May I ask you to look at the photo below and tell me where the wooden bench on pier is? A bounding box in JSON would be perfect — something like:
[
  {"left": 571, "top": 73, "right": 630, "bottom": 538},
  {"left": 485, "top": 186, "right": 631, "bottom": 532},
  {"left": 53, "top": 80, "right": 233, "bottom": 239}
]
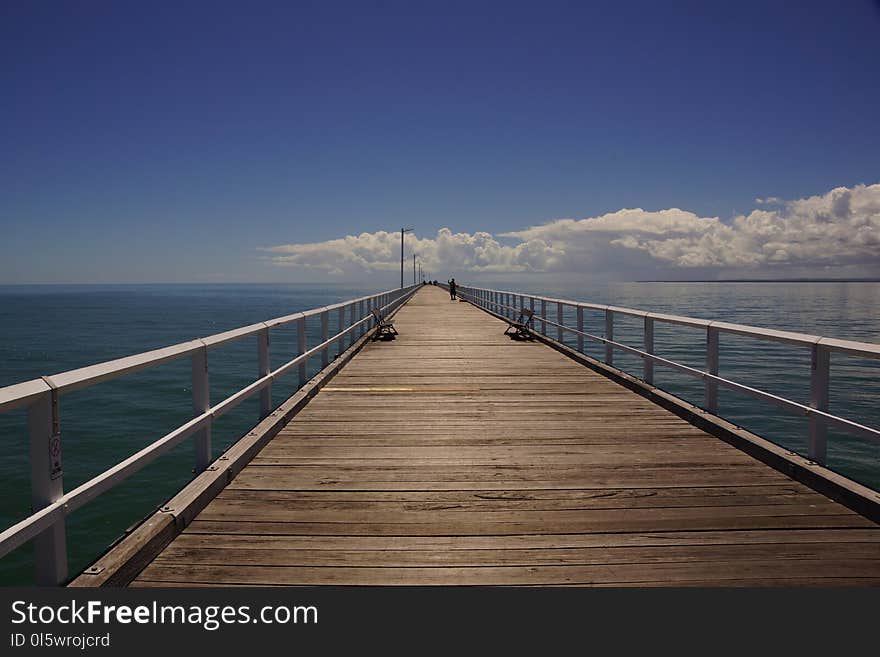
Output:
[
  {"left": 371, "top": 308, "right": 398, "bottom": 340},
  {"left": 504, "top": 307, "right": 535, "bottom": 339}
]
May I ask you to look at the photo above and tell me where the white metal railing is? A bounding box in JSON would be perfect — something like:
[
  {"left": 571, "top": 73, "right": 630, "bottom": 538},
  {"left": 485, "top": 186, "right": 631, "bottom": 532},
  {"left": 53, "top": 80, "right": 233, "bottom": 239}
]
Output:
[
  {"left": 0, "top": 284, "right": 420, "bottom": 585},
  {"left": 454, "top": 283, "right": 880, "bottom": 469}
]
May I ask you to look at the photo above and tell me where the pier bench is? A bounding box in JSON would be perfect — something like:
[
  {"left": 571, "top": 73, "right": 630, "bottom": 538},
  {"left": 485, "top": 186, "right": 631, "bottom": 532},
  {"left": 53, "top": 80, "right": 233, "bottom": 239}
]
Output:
[
  {"left": 504, "top": 307, "right": 535, "bottom": 339},
  {"left": 371, "top": 308, "right": 398, "bottom": 340}
]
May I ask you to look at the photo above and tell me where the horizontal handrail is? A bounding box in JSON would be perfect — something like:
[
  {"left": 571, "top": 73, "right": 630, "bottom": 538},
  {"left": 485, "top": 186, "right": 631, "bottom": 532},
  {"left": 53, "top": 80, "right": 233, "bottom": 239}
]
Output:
[
  {"left": 536, "top": 318, "right": 880, "bottom": 443},
  {"left": 1, "top": 290, "right": 409, "bottom": 406},
  {"left": 0, "top": 379, "right": 54, "bottom": 413},
  {"left": 0, "top": 283, "right": 421, "bottom": 584},
  {"left": 455, "top": 284, "right": 879, "bottom": 483},
  {"left": 460, "top": 286, "right": 880, "bottom": 357}
]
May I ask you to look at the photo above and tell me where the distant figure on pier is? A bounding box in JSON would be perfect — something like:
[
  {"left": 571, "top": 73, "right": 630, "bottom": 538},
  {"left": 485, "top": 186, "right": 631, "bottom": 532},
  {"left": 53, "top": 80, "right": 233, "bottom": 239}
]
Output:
[{"left": 448, "top": 278, "right": 457, "bottom": 300}]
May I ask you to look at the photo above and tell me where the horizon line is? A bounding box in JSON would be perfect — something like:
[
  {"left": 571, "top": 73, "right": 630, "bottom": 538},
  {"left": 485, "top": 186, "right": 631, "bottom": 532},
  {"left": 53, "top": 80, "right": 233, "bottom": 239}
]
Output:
[{"left": 2, "top": 277, "right": 879, "bottom": 286}]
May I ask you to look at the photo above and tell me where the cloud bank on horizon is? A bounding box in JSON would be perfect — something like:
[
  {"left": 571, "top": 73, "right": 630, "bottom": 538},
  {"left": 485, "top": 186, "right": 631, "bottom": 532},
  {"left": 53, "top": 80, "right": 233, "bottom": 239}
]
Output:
[{"left": 262, "top": 182, "right": 880, "bottom": 279}]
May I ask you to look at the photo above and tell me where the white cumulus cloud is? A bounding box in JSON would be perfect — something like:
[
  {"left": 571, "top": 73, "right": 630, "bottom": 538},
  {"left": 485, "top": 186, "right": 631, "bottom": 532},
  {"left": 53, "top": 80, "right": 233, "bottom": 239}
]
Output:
[
  {"left": 263, "top": 228, "right": 565, "bottom": 275},
  {"left": 261, "top": 182, "right": 880, "bottom": 278}
]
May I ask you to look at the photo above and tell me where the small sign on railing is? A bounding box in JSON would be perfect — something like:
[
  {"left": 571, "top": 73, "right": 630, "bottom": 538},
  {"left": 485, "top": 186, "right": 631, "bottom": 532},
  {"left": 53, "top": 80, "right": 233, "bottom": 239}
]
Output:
[{"left": 49, "top": 434, "right": 62, "bottom": 481}]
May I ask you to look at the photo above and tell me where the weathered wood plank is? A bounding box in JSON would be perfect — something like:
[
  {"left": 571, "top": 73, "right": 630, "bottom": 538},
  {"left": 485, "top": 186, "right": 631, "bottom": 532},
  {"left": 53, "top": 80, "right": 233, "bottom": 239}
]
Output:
[
  {"left": 224, "top": 467, "right": 785, "bottom": 490},
  {"left": 134, "top": 560, "right": 880, "bottom": 586},
  {"left": 151, "top": 542, "right": 880, "bottom": 567},
  {"left": 165, "top": 528, "right": 880, "bottom": 550},
  {"left": 195, "top": 501, "right": 848, "bottom": 523},
  {"left": 184, "top": 514, "right": 874, "bottom": 535},
  {"left": 253, "top": 445, "right": 742, "bottom": 460},
  {"left": 212, "top": 486, "right": 833, "bottom": 509}
]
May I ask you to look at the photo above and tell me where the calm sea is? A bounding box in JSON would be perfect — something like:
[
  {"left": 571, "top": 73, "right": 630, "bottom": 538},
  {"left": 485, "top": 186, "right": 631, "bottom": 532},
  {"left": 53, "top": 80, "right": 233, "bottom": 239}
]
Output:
[{"left": 1, "top": 282, "right": 878, "bottom": 585}]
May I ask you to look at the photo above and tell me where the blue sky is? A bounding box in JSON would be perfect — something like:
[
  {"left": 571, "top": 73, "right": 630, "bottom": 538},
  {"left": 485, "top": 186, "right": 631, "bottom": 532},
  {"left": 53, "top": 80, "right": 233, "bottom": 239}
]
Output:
[{"left": 2, "top": 1, "right": 879, "bottom": 283}]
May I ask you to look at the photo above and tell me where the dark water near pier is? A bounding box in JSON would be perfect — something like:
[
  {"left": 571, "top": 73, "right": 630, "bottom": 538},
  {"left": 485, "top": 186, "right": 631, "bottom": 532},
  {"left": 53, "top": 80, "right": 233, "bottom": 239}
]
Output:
[{"left": 0, "top": 281, "right": 877, "bottom": 584}]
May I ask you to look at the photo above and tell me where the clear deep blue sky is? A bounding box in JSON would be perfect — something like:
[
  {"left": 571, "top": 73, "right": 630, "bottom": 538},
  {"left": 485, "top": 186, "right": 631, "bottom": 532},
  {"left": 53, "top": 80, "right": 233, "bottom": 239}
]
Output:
[{"left": 2, "top": 1, "right": 879, "bottom": 283}]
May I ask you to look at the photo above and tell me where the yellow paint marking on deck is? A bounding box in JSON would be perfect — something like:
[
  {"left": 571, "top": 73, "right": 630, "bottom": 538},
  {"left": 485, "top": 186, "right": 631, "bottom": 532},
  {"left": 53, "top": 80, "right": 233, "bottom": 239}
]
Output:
[{"left": 324, "top": 387, "right": 481, "bottom": 392}]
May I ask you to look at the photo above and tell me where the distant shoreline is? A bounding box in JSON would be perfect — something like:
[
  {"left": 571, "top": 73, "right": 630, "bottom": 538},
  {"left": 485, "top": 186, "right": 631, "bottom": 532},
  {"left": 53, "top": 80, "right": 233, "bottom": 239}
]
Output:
[{"left": 633, "top": 279, "right": 880, "bottom": 283}]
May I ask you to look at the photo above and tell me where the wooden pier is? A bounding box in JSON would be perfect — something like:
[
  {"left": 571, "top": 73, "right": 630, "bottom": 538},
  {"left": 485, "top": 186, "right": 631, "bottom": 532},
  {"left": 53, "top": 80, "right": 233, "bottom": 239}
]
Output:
[{"left": 76, "top": 285, "right": 879, "bottom": 587}]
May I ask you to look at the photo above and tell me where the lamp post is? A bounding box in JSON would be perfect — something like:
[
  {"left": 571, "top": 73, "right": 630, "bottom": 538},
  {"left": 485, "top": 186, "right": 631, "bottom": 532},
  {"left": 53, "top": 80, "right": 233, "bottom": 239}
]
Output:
[{"left": 400, "top": 227, "right": 413, "bottom": 289}]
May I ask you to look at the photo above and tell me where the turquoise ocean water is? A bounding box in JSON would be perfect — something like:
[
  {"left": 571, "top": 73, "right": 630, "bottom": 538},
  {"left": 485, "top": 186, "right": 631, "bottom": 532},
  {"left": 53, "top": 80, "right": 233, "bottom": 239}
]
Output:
[{"left": 0, "top": 282, "right": 878, "bottom": 584}]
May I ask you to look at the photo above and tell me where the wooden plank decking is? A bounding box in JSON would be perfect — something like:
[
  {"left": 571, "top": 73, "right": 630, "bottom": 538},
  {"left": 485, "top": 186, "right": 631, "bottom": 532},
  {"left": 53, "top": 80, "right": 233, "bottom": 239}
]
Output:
[{"left": 131, "top": 286, "right": 880, "bottom": 586}]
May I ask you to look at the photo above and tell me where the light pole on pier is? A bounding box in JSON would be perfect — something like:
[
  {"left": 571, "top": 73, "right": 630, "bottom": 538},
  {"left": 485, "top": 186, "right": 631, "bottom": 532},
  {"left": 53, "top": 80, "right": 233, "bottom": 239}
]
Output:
[
  {"left": 413, "top": 254, "right": 416, "bottom": 285},
  {"left": 400, "top": 227, "right": 413, "bottom": 289}
]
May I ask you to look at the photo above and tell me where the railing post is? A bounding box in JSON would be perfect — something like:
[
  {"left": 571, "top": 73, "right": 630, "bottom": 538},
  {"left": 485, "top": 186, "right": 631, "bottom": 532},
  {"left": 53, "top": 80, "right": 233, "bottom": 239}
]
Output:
[
  {"left": 28, "top": 389, "right": 68, "bottom": 585},
  {"left": 604, "top": 308, "right": 614, "bottom": 365},
  {"left": 258, "top": 327, "right": 271, "bottom": 419},
  {"left": 337, "top": 306, "right": 345, "bottom": 357},
  {"left": 519, "top": 295, "right": 525, "bottom": 314},
  {"left": 529, "top": 296, "right": 534, "bottom": 317},
  {"left": 557, "top": 302, "right": 564, "bottom": 342},
  {"left": 809, "top": 344, "right": 830, "bottom": 464},
  {"left": 192, "top": 346, "right": 211, "bottom": 473},
  {"left": 297, "top": 316, "right": 307, "bottom": 387},
  {"left": 705, "top": 326, "right": 719, "bottom": 414},
  {"left": 320, "top": 309, "right": 329, "bottom": 369},
  {"left": 540, "top": 299, "right": 547, "bottom": 335},
  {"left": 576, "top": 306, "right": 584, "bottom": 353},
  {"left": 359, "top": 300, "right": 365, "bottom": 337},
  {"left": 643, "top": 316, "right": 654, "bottom": 384},
  {"left": 348, "top": 304, "right": 356, "bottom": 348}
]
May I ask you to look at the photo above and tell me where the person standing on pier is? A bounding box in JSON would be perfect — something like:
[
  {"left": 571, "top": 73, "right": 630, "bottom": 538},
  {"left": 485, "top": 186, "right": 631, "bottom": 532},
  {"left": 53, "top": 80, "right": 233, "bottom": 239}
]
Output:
[{"left": 448, "top": 278, "right": 457, "bottom": 300}]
